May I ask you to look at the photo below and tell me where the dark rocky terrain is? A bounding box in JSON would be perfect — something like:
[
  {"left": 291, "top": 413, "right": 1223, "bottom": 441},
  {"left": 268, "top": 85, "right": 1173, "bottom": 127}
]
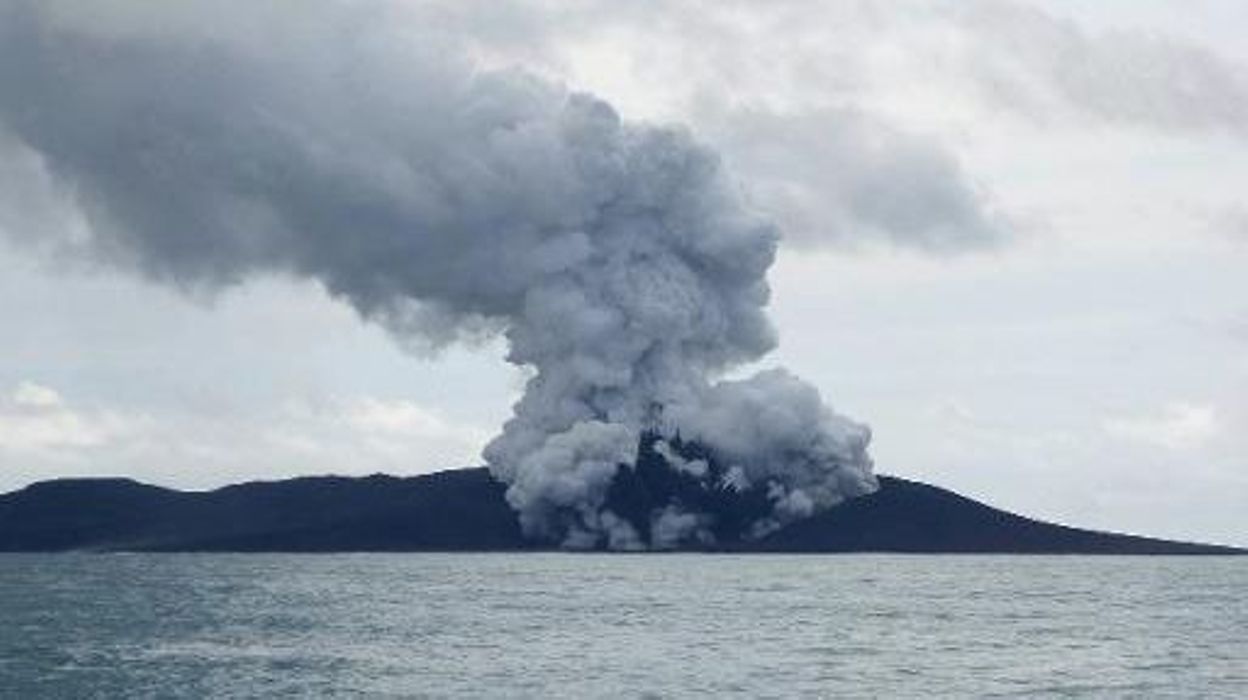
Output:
[{"left": 1, "top": 469, "right": 1240, "bottom": 553}]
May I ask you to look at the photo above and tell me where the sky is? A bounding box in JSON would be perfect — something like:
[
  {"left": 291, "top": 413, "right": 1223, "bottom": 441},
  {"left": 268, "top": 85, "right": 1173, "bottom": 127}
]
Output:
[{"left": 0, "top": 0, "right": 1245, "bottom": 546}]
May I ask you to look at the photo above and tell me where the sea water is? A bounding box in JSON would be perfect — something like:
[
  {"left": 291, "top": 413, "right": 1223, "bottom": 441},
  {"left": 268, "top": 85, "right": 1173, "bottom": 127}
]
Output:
[{"left": 0, "top": 554, "right": 1244, "bottom": 697}]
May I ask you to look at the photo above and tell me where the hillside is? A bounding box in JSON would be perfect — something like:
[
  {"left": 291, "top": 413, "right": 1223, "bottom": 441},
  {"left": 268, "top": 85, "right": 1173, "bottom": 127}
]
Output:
[{"left": 0, "top": 470, "right": 1239, "bottom": 554}]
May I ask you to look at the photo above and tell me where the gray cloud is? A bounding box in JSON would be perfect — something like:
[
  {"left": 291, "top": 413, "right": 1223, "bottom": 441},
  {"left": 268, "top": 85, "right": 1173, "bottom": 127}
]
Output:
[
  {"left": 604, "top": 2, "right": 1014, "bottom": 253},
  {"left": 1231, "top": 311, "right": 1248, "bottom": 342},
  {"left": 387, "top": 0, "right": 1016, "bottom": 254},
  {"left": 1213, "top": 206, "right": 1248, "bottom": 244},
  {"left": 0, "top": 0, "right": 875, "bottom": 548},
  {"left": 705, "top": 107, "right": 1007, "bottom": 253},
  {"left": 956, "top": 2, "right": 1248, "bottom": 133}
]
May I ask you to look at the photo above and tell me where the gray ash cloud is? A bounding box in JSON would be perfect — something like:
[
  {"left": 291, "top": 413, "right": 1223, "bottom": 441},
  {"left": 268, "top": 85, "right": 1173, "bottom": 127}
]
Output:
[{"left": 0, "top": 1, "right": 875, "bottom": 548}]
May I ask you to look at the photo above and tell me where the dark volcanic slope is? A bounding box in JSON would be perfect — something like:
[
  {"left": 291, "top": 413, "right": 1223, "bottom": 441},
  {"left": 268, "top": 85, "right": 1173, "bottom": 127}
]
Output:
[
  {"left": 0, "top": 470, "right": 1240, "bottom": 553},
  {"left": 0, "top": 469, "right": 525, "bottom": 552},
  {"left": 755, "top": 477, "right": 1241, "bottom": 554}
]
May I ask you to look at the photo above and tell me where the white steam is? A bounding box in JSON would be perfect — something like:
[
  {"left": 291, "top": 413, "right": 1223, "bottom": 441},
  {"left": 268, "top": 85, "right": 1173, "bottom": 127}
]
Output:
[{"left": 0, "top": 1, "right": 876, "bottom": 548}]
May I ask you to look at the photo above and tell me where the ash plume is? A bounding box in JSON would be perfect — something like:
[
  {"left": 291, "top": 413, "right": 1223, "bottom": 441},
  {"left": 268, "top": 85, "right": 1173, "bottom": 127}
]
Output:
[{"left": 0, "top": 1, "right": 876, "bottom": 548}]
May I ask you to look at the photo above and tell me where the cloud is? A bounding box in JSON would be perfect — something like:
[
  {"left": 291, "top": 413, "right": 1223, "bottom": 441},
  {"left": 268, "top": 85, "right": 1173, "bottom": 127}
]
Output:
[
  {"left": 276, "top": 396, "right": 491, "bottom": 467},
  {"left": 955, "top": 2, "right": 1248, "bottom": 133},
  {"left": 324, "top": 1, "right": 1009, "bottom": 256},
  {"left": 705, "top": 107, "right": 1008, "bottom": 253},
  {"left": 1103, "top": 402, "right": 1221, "bottom": 450},
  {"left": 0, "top": 1, "right": 877, "bottom": 546},
  {"left": 537, "top": 1, "right": 1016, "bottom": 253},
  {"left": 341, "top": 397, "right": 486, "bottom": 441},
  {"left": 1235, "top": 314, "right": 1248, "bottom": 342},
  {"left": 0, "top": 0, "right": 1024, "bottom": 260},
  {"left": 1212, "top": 206, "right": 1248, "bottom": 244},
  {"left": 11, "top": 381, "right": 62, "bottom": 410},
  {"left": 0, "top": 129, "right": 88, "bottom": 253},
  {"left": 0, "top": 382, "right": 144, "bottom": 452},
  {"left": 0, "top": 383, "right": 493, "bottom": 492},
  {"left": 492, "top": 1, "right": 1247, "bottom": 254}
]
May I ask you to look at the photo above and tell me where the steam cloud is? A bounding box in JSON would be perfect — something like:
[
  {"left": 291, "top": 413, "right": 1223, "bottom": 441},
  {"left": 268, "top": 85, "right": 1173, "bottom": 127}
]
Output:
[{"left": 0, "top": 2, "right": 875, "bottom": 548}]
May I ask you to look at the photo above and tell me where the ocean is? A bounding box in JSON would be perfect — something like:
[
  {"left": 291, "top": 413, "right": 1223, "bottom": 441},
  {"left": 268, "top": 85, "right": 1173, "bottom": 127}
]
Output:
[{"left": 1, "top": 554, "right": 1244, "bottom": 697}]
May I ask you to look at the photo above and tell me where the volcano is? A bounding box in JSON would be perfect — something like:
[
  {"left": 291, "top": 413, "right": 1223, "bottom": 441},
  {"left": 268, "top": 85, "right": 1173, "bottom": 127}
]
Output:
[{"left": 0, "top": 467, "right": 1239, "bottom": 554}]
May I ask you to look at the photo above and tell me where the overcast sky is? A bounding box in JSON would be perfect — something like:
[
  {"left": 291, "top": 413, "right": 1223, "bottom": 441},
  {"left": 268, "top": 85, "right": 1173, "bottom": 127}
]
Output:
[{"left": 1, "top": 0, "right": 1245, "bottom": 546}]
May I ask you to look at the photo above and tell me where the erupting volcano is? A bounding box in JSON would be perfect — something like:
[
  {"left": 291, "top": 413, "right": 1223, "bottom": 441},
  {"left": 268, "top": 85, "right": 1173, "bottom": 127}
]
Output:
[{"left": 0, "top": 2, "right": 874, "bottom": 549}]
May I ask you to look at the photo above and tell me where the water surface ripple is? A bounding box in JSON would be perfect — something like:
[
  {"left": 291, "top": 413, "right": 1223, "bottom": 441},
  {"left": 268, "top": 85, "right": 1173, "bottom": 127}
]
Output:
[{"left": 1, "top": 554, "right": 1244, "bottom": 697}]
